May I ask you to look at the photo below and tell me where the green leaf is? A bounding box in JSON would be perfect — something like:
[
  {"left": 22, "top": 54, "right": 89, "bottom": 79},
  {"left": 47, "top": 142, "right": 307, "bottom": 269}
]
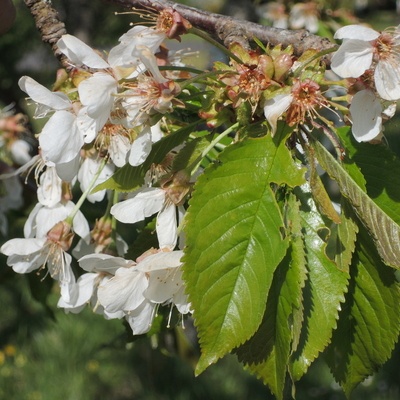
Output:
[
  {"left": 235, "top": 193, "right": 307, "bottom": 399},
  {"left": 326, "top": 226, "right": 400, "bottom": 396},
  {"left": 339, "top": 131, "right": 400, "bottom": 226},
  {"left": 183, "top": 134, "right": 306, "bottom": 374},
  {"left": 313, "top": 139, "right": 400, "bottom": 269},
  {"left": 290, "top": 185, "right": 349, "bottom": 381},
  {"left": 334, "top": 199, "right": 358, "bottom": 273},
  {"left": 93, "top": 121, "right": 199, "bottom": 193}
]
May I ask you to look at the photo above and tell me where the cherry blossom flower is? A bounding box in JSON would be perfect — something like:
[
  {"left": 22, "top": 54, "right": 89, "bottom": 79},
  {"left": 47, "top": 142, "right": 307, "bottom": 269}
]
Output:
[
  {"left": 331, "top": 25, "right": 400, "bottom": 100},
  {"left": 18, "top": 76, "right": 88, "bottom": 171},
  {"left": 58, "top": 253, "right": 127, "bottom": 318},
  {"left": 96, "top": 249, "right": 190, "bottom": 334},
  {"left": 263, "top": 79, "right": 329, "bottom": 135},
  {"left": 111, "top": 187, "right": 179, "bottom": 250},
  {"left": 289, "top": 2, "right": 320, "bottom": 33},
  {"left": 1, "top": 221, "right": 79, "bottom": 303}
]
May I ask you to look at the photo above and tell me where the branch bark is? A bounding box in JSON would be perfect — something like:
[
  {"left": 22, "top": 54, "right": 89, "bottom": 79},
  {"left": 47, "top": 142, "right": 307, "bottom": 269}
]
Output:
[
  {"left": 105, "top": 0, "right": 336, "bottom": 59},
  {"left": 23, "top": 0, "right": 70, "bottom": 70}
]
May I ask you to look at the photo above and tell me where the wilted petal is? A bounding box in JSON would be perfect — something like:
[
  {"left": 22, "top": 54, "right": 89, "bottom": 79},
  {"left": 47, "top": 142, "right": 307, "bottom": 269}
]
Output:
[{"left": 264, "top": 93, "right": 293, "bottom": 135}]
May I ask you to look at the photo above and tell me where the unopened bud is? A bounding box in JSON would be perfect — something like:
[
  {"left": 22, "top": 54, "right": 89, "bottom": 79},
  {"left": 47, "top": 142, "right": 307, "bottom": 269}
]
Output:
[{"left": 273, "top": 54, "right": 293, "bottom": 82}]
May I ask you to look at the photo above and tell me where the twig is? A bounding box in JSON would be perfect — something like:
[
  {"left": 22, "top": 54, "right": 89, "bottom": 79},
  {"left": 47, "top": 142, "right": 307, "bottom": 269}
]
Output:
[
  {"left": 23, "top": 0, "right": 70, "bottom": 70},
  {"left": 105, "top": 0, "right": 336, "bottom": 60}
]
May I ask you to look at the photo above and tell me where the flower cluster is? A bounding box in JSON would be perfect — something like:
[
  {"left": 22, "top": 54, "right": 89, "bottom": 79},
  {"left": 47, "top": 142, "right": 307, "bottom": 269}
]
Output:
[
  {"left": 0, "top": 8, "right": 193, "bottom": 335},
  {"left": 331, "top": 25, "right": 400, "bottom": 142},
  {"left": 2, "top": 6, "right": 399, "bottom": 338}
]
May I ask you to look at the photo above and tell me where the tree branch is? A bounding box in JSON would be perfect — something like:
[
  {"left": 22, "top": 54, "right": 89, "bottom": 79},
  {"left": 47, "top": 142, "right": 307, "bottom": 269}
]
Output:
[
  {"left": 105, "top": 0, "right": 336, "bottom": 59},
  {"left": 23, "top": 0, "right": 70, "bottom": 70}
]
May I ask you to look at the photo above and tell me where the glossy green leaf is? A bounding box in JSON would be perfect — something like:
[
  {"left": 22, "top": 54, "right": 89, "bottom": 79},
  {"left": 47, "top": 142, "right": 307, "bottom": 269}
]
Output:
[
  {"left": 183, "top": 134, "right": 306, "bottom": 374},
  {"left": 290, "top": 186, "right": 349, "bottom": 380},
  {"left": 313, "top": 140, "right": 400, "bottom": 268},
  {"left": 339, "top": 131, "right": 400, "bottom": 226},
  {"left": 93, "top": 121, "right": 199, "bottom": 193},
  {"left": 236, "top": 194, "right": 307, "bottom": 399},
  {"left": 326, "top": 227, "right": 400, "bottom": 396}
]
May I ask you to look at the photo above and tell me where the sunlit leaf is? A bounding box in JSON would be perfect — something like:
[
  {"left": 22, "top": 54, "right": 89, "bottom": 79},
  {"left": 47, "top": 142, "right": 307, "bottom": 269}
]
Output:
[
  {"left": 313, "top": 139, "right": 400, "bottom": 268},
  {"left": 236, "top": 194, "right": 307, "bottom": 399},
  {"left": 183, "top": 133, "right": 306, "bottom": 374}
]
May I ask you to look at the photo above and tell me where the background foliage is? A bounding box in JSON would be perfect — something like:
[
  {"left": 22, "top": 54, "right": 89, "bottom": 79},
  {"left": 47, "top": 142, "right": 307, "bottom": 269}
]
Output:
[{"left": 1, "top": 0, "right": 400, "bottom": 399}]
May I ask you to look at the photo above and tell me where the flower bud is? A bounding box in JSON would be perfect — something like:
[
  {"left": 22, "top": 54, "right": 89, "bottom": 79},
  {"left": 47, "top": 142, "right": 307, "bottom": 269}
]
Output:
[{"left": 273, "top": 53, "right": 293, "bottom": 82}]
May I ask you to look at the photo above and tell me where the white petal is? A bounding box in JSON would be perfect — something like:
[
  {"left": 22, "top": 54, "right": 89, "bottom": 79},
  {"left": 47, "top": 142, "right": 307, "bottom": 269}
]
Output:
[
  {"left": 374, "top": 61, "right": 400, "bottom": 101},
  {"left": 58, "top": 273, "right": 97, "bottom": 310},
  {"left": 55, "top": 155, "right": 81, "bottom": 182},
  {"left": 40, "top": 111, "right": 83, "bottom": 164},
  {"left": 111, "top": 187, "right": 165, "bottom": 223},
  {"left": 18, "top": 76, "right": 71, "bottom": 112},
  {"left": 331, "top": 40, "right": 374, "bottom": 78},
  {"left": 145, "top": 268, "right": 184, "bottom": 303},
  {"left": 10, "top": 140, "right": 32, "bottom": 165},
  {"left": 97, "top": 267, "right": 148, "bottom": 313},
  {"left": 7, "top": 252, "right": 46, "bottom": 274},
  {"left": 136, "top": 250, "right": 183, "bottom": 273},
  {"left": 108, "top": 134, "right": 130, "bottom": 167},
  {"left": 57, "top": 34, "right": 110, "bottom": 69},
  {"left": 78, "top": 157, "right": 114, "bottom": 203},
  {"left": 125, "top": 300, "right": 156, "bottom": 335},
  {"left": 350, "top": 90, "right": 382, "bottom": 142},
  {"left": 78, "top": 73, "right": 116, "bottom": 129},
  {"left": 78, "top": 253, "right": 129, "bottom": 273},
  {"left": 264, "top": 93, "right": 293, "bottom": 135},
  {"left": 1, "top": 237, "right": 47, "bottom": 256},
  {"left": 37, "top": 167, "right": 62, "bottom": 207},
  {"left": 156, "top": 204, "right": 177, "bottom": 250},
  {"left": 334, "top": 25, "right": 379, "bottom": 41},
  {"left": 128, "top": 130, "right": 152, "bottom": 166},
  {"left": 24, "top": 202, "right": 42, "bottom": 238}
]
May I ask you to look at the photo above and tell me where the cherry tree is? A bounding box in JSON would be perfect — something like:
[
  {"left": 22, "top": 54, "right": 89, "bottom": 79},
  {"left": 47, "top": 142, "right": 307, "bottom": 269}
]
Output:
[{"left": 1, "top": 0, "right": 400, "bottom": 398}]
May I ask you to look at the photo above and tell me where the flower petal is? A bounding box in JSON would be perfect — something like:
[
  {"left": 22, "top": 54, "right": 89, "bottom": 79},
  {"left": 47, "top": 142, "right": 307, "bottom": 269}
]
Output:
[
  {"left": 18, "top": 76, "right": 71, "bottom": 114},
  {"left": 263, "top": 93, "right": 292, "bottom": 135},
  {"left": 40, "top": 111, "right": 84, "bottom": 164},
  {"left": 334, "top": 25, "right": 379, "bottom": 41},
  {"left": 374, "top": 61, "right": 400, "bottom": 101},
  {"left": 111, "top": 187, "right": 165, "bottom": 223},
  {"left": 331, "top": 40, "right": 374, "bottom": 78},
  {"left": 57, "top": 34, "right": 110, "bottom": 69},
  {"left": 350, "top": 90, "right": 382, "bottom": 142}
]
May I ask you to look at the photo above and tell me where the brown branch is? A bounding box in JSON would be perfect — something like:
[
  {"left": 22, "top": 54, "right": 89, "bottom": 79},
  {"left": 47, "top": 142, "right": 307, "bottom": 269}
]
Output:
[
  {"left": 23, "top": 0, "right": 70, "bottom": 70},
  {"left": 105, "top": 0, "right": 336, "bottom": 60}
]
